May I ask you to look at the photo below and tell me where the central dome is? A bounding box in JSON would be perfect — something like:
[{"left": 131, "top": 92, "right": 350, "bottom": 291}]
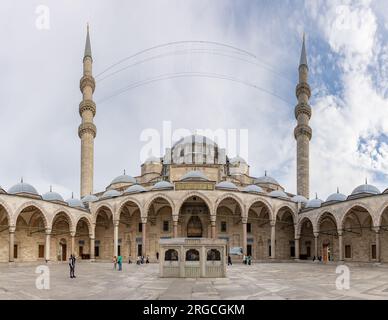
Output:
[{"left": 171, "top": 134, "right": 223, "bottom": 165}]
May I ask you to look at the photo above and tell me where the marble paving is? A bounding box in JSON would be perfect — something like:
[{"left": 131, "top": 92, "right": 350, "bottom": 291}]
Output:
[{"left": 0, "top": 262, "right": 388, "bottom": 300}]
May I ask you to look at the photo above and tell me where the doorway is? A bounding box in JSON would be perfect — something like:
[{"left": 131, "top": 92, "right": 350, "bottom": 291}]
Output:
[
  {"left": 137, "top": 244, "right": 142, "bottom": 257},
  {"left": 322, "top": 243, "right": 329, "bottom": 262}
]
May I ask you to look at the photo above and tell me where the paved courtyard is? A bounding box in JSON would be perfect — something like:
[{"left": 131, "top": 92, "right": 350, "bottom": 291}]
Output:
[{"left": 1, "top": 262, "right": 388, "bottom": 300}]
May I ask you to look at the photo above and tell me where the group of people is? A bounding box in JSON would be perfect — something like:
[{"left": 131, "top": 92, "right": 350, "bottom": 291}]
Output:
[
  {"left": 113, "top": 255, "right": 123, "bottom": 270},
  {"left": 136, "top": 256, "right": 149, "bottom": 265},
  {"left": 243, "top": 255, "right": 253, "bottom": 265}
]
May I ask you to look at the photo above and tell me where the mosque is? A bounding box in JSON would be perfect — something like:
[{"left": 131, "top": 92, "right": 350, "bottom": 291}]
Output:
[{"left": 1, "top": 29, "right": 388, "bottom": 264}]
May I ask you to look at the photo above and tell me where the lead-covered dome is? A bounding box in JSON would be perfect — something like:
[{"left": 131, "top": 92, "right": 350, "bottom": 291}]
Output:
[
  {"left": 101, "top": 189, "right": 121, "bottom": 199},
  {"left": 269, "top": 190, "right": 289, "bottom": 198},
  {"left": 215, "top": 181, "right": 238, "bottom": 190},
  {"left": 8, "top": 180, "right": 39, "bottom": 195},
  {"left": 326, "top": 189, "right": 347, "bottom": 203},
  {"left": 82, "top": 194, "right": 99, "bottom": 203},
  {"left": 125, "top": 184, "right": 147, "bottom": 194},
  {"left": 66, "top": 195, "right": 85, "bottom": 209},
  {"left": 243, "top": 185, "right": 264, "bottom": 193},
  {"left": 254, "top": 172, "right": 279, "bottom": 185},
  {"left": 306, "top": 197, "right": 323, "bottom": 208},
  {"left": 152, "top": 181, "right": 174, "bottom": 190},
  {"left": 42, "top": 189, "right": 64, "bottom": 202},
  {"left": 110, "top": 173, "right": 136, "bottom": 185},
  {"left": 181, "top": 170, "right": 209, "bottom": 181},
  {"left": 351, "top": 183, "right": 380, "bottom": 196},
  {"left": 291, "top": 195, "right": 308, "bottom": 204}
]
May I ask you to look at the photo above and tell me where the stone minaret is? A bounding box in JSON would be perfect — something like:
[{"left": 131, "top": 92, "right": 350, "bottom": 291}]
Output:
[
  {"left": 79, "top": 25, "right": 96, "bottom": 198},
  {"left": 294, "top": 34, "right": 312, "bottom": 199}
]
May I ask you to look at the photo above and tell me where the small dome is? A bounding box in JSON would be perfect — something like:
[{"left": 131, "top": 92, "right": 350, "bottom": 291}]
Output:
[
  {"left": 229, "top": 156, "right": 246, "bottom": 164},
  {"left": 152, "top": 181, "right": 174, "bottom": 190},
  {"left": 243, "top": 185, "right": 264, "bottom": 193},
  {"left": 326, "top": 190, "right": 347, "bottom": 203},
  {"left": 351, "top": 183, "right": 380, "bottom": 196},
  {"left": 254, "top": 172, "right": 279, "bottom": 185},
  {"left": 215, "top": 181, "right": 238, "bottom": 190},
  {"left": 125, "top": 184, "right": 147, "bottom": 194},
  {"left": 144, "top": 156, "right": 161, "bottom": 164},
  {"left": 181, "top": 171, "right": 209, "bottom": 181},
  {"left": 101, "top": 189, "right": 121, "bottom": 199},
  {"left": 82, "top": 194, "right": 99, "bottom": 203},
  {"left": 291, "top": 195, "right": 308, "bottom": 204},
  {"left": 8, "top": 181, "right": 39, "bottom": 195},
  {"left": 110, "top": 174, "right": 136, "bottom": 185},
  {"left": 269, "top": 190, "right": 289, "bottom": 198},
  {"left": 66, "top": 197, "right": 85, "bottom": 209},
  {"left": 42, "top": 190, "right": 64, "bottom": 202},
  {"left": 306, "top": 198, "right": 323, "bottom": 208}
]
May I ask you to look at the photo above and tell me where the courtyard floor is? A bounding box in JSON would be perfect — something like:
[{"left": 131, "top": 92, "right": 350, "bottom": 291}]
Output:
[{"left": 1, "top": 261, "right": 388, "bottom": 300}]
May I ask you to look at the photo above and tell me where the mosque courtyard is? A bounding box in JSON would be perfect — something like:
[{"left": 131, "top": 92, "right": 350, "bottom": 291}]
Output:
[{"left": 0, "top": 262, "right": 388, "bottom": 300}]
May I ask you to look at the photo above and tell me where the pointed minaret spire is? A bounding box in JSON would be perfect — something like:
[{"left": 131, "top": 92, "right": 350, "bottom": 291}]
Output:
[
  {"left": 21, "top": 177, "right": 23, "bottom": 183},
  {"left": 84, "top": 23, "right": 92, "bottom": 60},
  {"left": 299, "top": 33, "right": 308, "bottom": 68},
  {"left": 50, "top": 185, "right": 52, "bottom": 192},
  {"left": 315, "top": 192, "right": 318, "bottom": 199},
  {"left": 337, "top": 187, "right": 339, "bottom": 194},
  {"left": 365, "top": 177, "right": 368, "bottom": 185},
  {"left": 264, "top": 170, "right": 267, "bottom": 177},
  {"left": 79, "top": 24, "right": 97, "bottom": 198},
  {"left": 294, "top": 32, "right": 312, "bottom": 199},
  {"left": 124, "top": 169, "right": 126, "bottom": 175}
]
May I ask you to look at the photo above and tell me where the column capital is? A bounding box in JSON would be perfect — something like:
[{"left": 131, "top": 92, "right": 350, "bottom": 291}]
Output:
[
  {"left": 313, "top": 232, "right": 319, "bottom": 238},
  {"left": 113, "top": 220, "right": 120, "bottom": 227},
  {"left": 45, "top": 228, "right": 52, "bottom": 235},
  {"left": 374, "top": 226, "right": 381, "bottom": 233},
  {"left": 70, "top": 231, "right": 76, "bottom": 237},
  {"left": 295, "top": 236, "right": 300, "bottom": 241},
  {"left": 89, "top": 235, "right": 95, "bottom": 240},
  {"left": 8, "top": 226, "right": 16, "bottom": 233},
  {"left": 337, "top": 229, "right": 343, "bottom": 236},
  {"left": 270, "top": 220, "right": 276, "bottom": 227},
  {"left": 172, "top": 215, "right": 179, "bottom": 223},
  {"left": 210, "top": 215, "right": 216, "bottom": 223},
  {"left": 141, "top": 217, "right": 147, "bottom": 224},
  {"left": 241, "top": 217, "right": 248, "bottom": 224}
]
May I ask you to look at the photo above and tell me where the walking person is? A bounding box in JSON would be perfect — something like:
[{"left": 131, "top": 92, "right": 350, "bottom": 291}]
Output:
[
  {"left": 146, "top": 256, "right": 149, "bottom": 264},
  {"left": 118, "top": 255, "right": 122, "bottom": 271},
  {"left": 228, "top": 255, "right": 232, "bottom": 266},
  {"left": 69, "top": 254, "right": 76, "bottom": 278},
  {"left": 113, "top": 256, "right": 117, "bottom": 270}
]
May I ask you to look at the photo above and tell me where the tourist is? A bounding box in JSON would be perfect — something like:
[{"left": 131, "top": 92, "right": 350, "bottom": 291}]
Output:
[
  {"left": 69, "top": 254, "right": 76, "bottom": 278},
  {"left": 128, "top": 257, "right": 132, "bottom": 264},
  {"left": 113, "top": 256, "right": 117, "bottom": 270},
  {"left": 136, "top": 256, "right": 141, "bottom": 265},
  {"left": 141, "top": 256, "right": 144, "bottom": 264},
  {"left": 118, "top": 255, "right": 122, "bottom": 271},
  {"left": 146, "top": 256, "right": 149, "bottom": 264},
  {"left": 156, "top": 252, "right": 159, "bottom": 260},
  {"left": 228, "top": 255, "right": 232, "bottom": 266}
]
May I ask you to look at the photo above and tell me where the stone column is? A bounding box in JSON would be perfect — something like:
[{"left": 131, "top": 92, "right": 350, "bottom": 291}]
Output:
[
  {"left": 113, "top": 220, "right": 119, "bottom": 257},
  {"left": 338, "top": 230, "right": 344, "bottom": 262},
  {"left": 210, "top": 216, "right": 216, "bottom": 239},
  {"left": 90, "top": 236, "right": 95, "bottom": 261},
  {"left": 270, "top": 220, "right": 276, "bottom": 259},
  {"left": 45, "top": 229, "right": 51, "bottom": 262},
  {"left": 141, "top": 218, "right": 147, "bottom": 257},
  {"left": 242, "top": 219, "right": 247, "bottom": 256},
  {"left": 172, "top": 215, "right": 178, "bottom": 238},
  {"left": 314, "top": 232, "right": 319, "bottom": 259},
  {"left": 295, "top": 237, "right": 300, "bottom": 260},
  {"left": 70, "top": 231, "right": 76, "bottom": 256},
  {"left": 9, "top": 226, "right": 15, "bottom": 262},
  {"left": 375, "top": 227, "right": 381, "bottom": 262}
]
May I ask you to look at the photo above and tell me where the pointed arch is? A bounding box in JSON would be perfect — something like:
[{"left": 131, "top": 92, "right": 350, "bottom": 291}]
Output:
[
  {"left": 144, "top": 193, "right": 175, "bottom": 217},
  {"left": 14, "top": 201, "right": 49, "bottom": 229},
  {"left": 176, "top": 191, "right": 214, "bottom": 215},
  {"left": 215, "top": 193, "right": 244, "bottom": 217}
]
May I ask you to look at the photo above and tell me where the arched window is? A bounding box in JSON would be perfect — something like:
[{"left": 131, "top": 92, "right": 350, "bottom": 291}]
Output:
[
  {"left": 165, "top": 249, "right": 179, "bottom": 261},
  {"left": 207, "top": 249, "right": 221, "bottom": 261},
  {"left": 185, "top": 249, "right": 200, "bottom": 261}
]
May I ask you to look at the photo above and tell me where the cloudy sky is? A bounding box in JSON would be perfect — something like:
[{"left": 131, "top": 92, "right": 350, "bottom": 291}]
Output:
[{"left": 1, "top": 0, "right": 388, "bottom": 200}]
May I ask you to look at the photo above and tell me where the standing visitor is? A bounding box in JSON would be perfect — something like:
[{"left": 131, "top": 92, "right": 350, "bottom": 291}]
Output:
[
  {"left": 146, "top": 256, "right": 149, "bottom": 264},
  {"left": 113, "top": 256, "right": 117, "bottom": 270},
  {"left": 228, "top": 255, "right": 232, "bottom": 266},
  {"left": 69, "top": 254, "right": 76, "bottom": 278},
  {"left": 118, "top": 255, "right": 122, "bottom": 271},
  {"left": 156, "top": 252, "right": 159, "bottom": 260}
]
